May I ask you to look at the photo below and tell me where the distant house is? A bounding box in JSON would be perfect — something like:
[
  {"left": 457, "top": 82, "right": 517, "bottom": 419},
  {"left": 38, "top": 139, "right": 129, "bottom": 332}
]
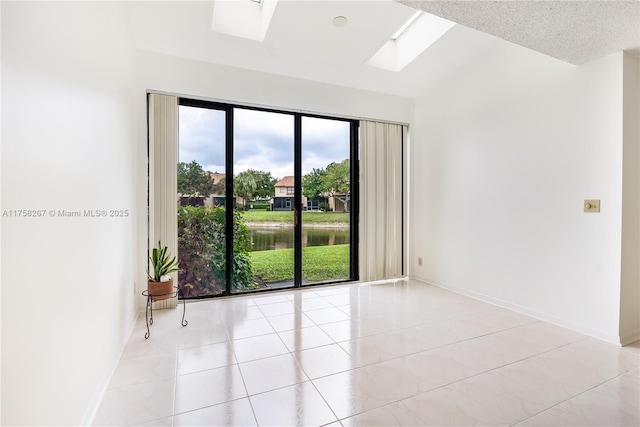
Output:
[
  {"left": 200, "top": 172, "right": 239, "bottom": 208},
  {"left": 208, "top": 172, "right": 225, "bottom": 186},
  {"left": 272, "top": 176, "right": 331, "bottom": 211},
  {"left": 306, "top": 196, "right": 328, "bottom": 211},
  {"left": 272, "top": 176, "right": 296, "bottom": 211},
  {"left": 177, "top": 172, "right": 223, "bottom": 207},
  {"left": 206, "top": 172, "right": 226, "bottom": 206},
  {"left": 328, "top": 194, "right": 349, "bottom": 212}
]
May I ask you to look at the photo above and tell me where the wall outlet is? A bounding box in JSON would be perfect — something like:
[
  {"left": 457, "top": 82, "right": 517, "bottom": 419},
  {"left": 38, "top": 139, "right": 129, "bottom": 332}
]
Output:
[{"left": 418, "top": 257, "right": 423, "bottom": 267}]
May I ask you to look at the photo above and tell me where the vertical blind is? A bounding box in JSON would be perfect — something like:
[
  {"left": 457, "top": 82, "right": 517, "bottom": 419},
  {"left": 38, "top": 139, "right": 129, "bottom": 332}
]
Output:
[
  {"left": 148, "top": 93, "right": 179, "bottom": 308},
  {"left": 359, "top": 120, "right": 405, "bottom": 282}
]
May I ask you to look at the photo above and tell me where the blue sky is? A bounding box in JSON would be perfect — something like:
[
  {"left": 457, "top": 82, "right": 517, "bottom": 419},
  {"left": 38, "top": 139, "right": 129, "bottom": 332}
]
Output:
[{"left": 178, "top": 106, "right": 350, "bottom": 180}]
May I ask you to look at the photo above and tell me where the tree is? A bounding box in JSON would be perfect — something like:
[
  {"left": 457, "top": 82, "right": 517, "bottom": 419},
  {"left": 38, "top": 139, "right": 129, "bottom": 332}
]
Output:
[
  {"left": 302, "top": 167, "right": 326, "bottom": 200},
  {"left": 249, "top": 169, "right": 278, "bottom": 200},
  {"left": 177, "top": 161, "right": 213, "bottom": 196},
  {"left": 234, "top": 171, "right": 257, "bottom": 210},
  {"left": 324, "top": 159, "right": 350, "bottom": 212}
]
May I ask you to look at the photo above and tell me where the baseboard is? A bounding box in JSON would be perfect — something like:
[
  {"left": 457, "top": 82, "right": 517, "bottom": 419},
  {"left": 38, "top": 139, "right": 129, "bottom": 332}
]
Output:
[
  {"left": 411, "top": 275, "right": 622, "bottom": 346},
  {"left": 358, "top": 276, "right": 409, "bottom": 287},
  {"left": 80, "top": 310, "right": 141, "bottom": 426}
]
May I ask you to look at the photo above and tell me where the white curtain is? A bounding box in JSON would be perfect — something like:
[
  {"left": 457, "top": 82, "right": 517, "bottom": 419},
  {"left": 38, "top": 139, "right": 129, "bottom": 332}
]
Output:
[
  {"left": 148, "top": 93, "right": 179, "bottom": 308},
  {"left": 359, "top": 121, "right": 405, "bottom": 282}
]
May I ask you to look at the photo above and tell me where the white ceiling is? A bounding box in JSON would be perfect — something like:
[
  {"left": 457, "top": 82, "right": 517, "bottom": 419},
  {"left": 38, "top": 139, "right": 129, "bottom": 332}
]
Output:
[{"left": 125, "top": 1, "right": 640, "bottom": 98}]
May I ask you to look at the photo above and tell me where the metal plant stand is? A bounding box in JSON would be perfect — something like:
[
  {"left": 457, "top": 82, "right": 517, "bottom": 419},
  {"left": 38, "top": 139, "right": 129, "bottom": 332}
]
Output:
[{"left": 142, "top": 286, "right": 188, "bottom": 339}]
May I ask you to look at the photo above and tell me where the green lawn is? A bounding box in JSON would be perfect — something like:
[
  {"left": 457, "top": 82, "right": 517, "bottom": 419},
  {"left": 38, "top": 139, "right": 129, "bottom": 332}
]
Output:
[
  {"left": 241, "top": 210, "right": 350, "bottom": 224},
  {"left": 250, "top": 244, "right": 350, "bottom": 282}
]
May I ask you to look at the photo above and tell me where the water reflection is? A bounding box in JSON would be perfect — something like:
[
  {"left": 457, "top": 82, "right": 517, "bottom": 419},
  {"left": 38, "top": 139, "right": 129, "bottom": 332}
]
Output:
[{"left": 248, "top": 227, "right": 349, "bottom": 251}]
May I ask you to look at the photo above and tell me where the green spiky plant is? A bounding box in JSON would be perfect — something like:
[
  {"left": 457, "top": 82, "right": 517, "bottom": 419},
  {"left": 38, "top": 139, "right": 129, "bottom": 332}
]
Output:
[{"left": 148, "top": 240, "right": 180, "bottom": 282}]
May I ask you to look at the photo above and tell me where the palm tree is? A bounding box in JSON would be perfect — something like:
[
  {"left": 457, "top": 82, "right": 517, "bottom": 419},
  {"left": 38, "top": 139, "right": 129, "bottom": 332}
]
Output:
[{"left": 234, "top": 171, "right": 257, "bottom": 210}]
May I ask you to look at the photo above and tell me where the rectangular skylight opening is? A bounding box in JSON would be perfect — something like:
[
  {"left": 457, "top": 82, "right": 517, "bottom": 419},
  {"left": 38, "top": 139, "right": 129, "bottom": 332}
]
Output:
[
  {"left": 391, "top": 10, "right": 422, "bottom": 41},
  {"left": 367, "top": 11, "right": 455, "bottom": 72},
  {"left": 211, "top": 0, "right": 277, "bottom": 42}
]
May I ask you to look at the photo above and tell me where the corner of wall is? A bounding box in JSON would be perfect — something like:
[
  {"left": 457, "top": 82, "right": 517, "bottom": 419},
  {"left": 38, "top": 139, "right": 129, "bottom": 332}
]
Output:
[{"left": 620, "top": 52, "right": 640, "bottom": 345}]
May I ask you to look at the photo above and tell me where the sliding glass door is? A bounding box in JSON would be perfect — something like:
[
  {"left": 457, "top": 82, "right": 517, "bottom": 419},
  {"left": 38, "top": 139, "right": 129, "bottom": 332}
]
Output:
[
  {"left": 301, "top": 117, "right": 355, "bottom": 285},
  {"left": 233, "top": 108, "right": 295, "bottom": 293},
  {"left": 176, "top": 99, "right": 358, "bottom": 298}
]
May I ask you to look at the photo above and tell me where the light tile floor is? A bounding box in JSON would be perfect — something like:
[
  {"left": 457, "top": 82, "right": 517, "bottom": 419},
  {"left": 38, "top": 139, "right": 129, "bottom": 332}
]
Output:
[{"left": 93, "top": 280, "right": 640, "bottom": 426}]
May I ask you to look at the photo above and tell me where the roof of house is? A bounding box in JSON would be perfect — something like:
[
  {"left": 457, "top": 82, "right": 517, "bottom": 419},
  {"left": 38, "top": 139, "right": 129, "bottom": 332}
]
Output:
[
  {"left": 208, "top": 172, "right": 225, "bottom": 184},
  {"left": 274, "top": 176, "right": 294, "bottom": 187}
]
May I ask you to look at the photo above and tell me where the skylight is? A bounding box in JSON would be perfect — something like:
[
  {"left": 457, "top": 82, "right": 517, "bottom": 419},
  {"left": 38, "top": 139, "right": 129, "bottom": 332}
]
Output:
[
  {"left": 211, "top": 0, "right": 278, "bottom": 42},
  {"left": 367, "top": 10, "right": 455, "bottom": 72},
  {"left": 391, "top": 10, "right": 422, "bottom": 41}
]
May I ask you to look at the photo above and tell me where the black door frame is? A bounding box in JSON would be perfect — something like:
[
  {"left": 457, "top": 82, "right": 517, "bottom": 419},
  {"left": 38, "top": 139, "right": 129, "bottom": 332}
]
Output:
[{"left": 178, "top": 97, "right": 359, "bottom": 297}]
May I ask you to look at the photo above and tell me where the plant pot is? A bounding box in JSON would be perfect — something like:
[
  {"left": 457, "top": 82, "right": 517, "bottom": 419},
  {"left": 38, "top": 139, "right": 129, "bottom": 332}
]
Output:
[{"left": 147, "top": 278, "right": 174, "bottom": 301}]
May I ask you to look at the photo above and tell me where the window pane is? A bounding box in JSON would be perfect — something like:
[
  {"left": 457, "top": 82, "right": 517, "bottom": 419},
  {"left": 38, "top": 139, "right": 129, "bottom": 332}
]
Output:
[
  {"left": 177, "top": 105, "right": 226, "bottom": 298},
  {"left": 301, "top": 117, "right": 351, "bottom": 285},
  {"left": 233, "top": 108, "right": 294, "bottom": 293}
]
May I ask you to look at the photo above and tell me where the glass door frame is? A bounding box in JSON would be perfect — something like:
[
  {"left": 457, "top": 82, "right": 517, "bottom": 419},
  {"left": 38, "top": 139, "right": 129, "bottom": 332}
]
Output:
[{"left": 178, "top": 97, "right": 359, "bottom": 297}]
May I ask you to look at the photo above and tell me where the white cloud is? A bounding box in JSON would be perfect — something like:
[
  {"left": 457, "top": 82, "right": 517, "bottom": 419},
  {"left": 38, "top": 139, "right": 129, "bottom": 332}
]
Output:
[
  {"left": 179, "top": 105, "right": 351, "bottom": 180},
  {"left": 178, "top": 105, "right": 226, "bottom": 173}
]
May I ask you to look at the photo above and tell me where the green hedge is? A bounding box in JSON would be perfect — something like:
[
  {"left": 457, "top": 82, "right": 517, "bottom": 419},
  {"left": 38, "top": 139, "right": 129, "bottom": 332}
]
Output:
[{"left": 177, "top": 206, "right": 259, "bottom": 297}]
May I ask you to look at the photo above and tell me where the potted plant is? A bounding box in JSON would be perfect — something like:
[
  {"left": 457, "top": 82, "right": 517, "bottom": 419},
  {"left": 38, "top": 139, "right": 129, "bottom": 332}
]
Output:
[{"left": 147, "top": 240, "right": 180, "bottom": 301}]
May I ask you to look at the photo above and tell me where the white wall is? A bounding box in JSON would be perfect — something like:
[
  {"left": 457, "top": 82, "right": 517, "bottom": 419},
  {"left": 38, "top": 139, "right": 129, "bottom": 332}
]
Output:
[
  {"left": 133, "top": 50, "right": 415, "bottom": 298},
  {"left": 137, "top": 50, "right": 414, "bottom": 123},
  {"left": 620, "top": 53, "right": 640, "bottom": 344},
  {"left": 411, "top": 43, "right": 630, "bottom": 344},
  {"left": 1, "top": 3, "right": 138, "bottom": 425}
]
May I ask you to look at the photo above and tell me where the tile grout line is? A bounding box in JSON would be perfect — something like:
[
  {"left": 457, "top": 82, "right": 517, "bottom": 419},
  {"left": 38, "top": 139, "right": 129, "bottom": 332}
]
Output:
[
  {"left": 510, "top": 367, "right": 640, "bottom": 427},
  {"left": 171, "top": 345, "right": 178, "bottom": 425},
  {"left": 322, "top": 335, "right": 594, "bottom": 424},
  {"left": 308, "top": 378, "right": 341, "bottom": 425},
  {"left": 232, "top": 357, "right": 259, "bottom": 427}
]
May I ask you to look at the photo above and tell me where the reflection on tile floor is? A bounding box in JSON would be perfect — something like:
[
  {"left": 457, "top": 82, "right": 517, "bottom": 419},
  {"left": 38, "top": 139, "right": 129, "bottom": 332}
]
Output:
[{"left": 93, "top": 280, "right": 640, "bottom": 426}]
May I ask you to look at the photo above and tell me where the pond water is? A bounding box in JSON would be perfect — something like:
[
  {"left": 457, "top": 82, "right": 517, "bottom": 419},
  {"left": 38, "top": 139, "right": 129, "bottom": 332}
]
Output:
[{"left": 248, "top": 227, "right": 349, "bottom": 251}]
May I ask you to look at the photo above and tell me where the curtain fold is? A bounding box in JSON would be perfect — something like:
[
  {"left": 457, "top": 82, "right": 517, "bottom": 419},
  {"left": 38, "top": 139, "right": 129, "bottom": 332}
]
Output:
[
  {"left": 359, "top": 121, "right": 405, "bottom": 282},
  {"left": 148, "top": 93, "right": 179, "bottom": 308}
]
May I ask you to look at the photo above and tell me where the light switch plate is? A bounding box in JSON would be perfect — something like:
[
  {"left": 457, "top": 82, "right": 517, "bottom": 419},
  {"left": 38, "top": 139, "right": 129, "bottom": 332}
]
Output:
[{"left": 584, "top": 199, "right": 600, "bottom": 213}]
